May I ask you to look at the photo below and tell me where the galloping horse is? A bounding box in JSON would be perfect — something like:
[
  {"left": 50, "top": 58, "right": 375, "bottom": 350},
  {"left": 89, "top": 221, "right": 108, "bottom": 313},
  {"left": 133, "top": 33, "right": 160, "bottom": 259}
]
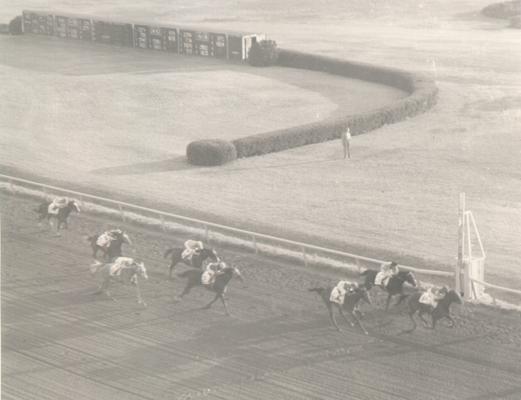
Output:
[
  {"left": 86, "top": 231, "right": 132, "bottom": 261},
  {"left": 361, "top": 269, "right": 417, "bottom": 311},
  {"left": 309, "top": 286, "right": 371, "bottom": 334},
  {"left": 36, "top": 199, "right": 81, "bottom": 231},
  {"left": 176, "top": 265, "right": 244, "bottom": 315},
  {"left": 164, "top": 247, "right": 219, "bottom": 278},
  {"left": 406, "top": 289, "right": 462, "bottom": 332},
  {"left": 90, "top": 260, "right": 148, "bottom": 306}
]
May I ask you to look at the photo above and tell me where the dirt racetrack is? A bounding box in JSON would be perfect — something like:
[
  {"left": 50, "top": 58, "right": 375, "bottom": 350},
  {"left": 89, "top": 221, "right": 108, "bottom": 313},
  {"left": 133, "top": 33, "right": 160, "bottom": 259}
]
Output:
[{"left": 2, "top": 193, "right": 521, "bottom": 400}]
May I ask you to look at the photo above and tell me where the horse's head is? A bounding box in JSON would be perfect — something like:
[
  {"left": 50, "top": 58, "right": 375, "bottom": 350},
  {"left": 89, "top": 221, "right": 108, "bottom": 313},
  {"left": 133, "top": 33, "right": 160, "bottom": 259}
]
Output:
[
  {"left": 360, "top": 269, "right": 376, "bottom": 289},
  {"left": 68, "top": 200, "right": 81, "bottom": 213},
  {"left": 133, "top": 261, "right": 148, "bottom": 280},
  {"left": 232, "top": 266, "right": 244, "bottom": 283},
  {"left": 445, "top": 289, "right": 463, "bottom": 305},
  {"left": 115, "top": 231, "right": 132, "bottom": 245},
  {"left": 202, "top": 248, "right": 219, "bottom": 261},
  {"left": 222, "top": 265, "right": 243, "bottom": 283},
  {"left": 400, "top": 271, "right": 418, "bottom": 287},
  {"left": 354, "top": 285, "right": 371, "bottom": 305}
]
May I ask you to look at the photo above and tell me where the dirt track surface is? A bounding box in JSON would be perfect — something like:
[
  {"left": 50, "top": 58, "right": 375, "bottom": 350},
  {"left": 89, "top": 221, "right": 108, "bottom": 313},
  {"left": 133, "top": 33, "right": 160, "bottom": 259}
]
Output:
[{"left": 2, "top": 193, "right": 521, "bottom": 400}]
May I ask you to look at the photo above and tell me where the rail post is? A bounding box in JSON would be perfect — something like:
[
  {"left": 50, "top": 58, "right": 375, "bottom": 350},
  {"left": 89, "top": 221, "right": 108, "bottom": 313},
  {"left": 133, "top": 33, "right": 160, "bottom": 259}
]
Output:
[
  {"left": 252, "top": 235, "right": 258, "bottom": 254},
  {"left": 456, "top": 193, "right": 465, "bottom": 295},
  {"left": 204, "top": 225, "right": 209, "bottom": 242},
  {"left": 8, "top": 179, "right": 14, "bottom": 194},
  {"left": 118, "top": 203, "right": 126, "bottom": 222},
  {"left": 302, "top": 246, "right": 308, "bottom": 267},
  {"left": 159, "top": 214, "right": 166, "bottom": 232}
]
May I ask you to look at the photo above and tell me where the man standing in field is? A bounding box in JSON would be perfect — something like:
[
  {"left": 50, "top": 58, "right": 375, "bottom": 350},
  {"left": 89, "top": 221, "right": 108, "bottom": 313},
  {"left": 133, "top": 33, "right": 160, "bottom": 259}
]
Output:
[{"left": 341, "top": 127, "right": 351, "bottom": 159}]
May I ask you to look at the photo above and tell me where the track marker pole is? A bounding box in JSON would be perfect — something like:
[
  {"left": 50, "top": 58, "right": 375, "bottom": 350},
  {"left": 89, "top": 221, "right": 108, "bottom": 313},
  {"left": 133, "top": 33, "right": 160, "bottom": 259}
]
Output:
[{"left": 456, "top": 193, "right": 465, "bottom": 295}]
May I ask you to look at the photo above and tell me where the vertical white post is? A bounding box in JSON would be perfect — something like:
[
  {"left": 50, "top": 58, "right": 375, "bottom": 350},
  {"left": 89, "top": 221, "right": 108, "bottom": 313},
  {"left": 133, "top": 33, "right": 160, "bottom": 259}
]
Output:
[
  {"left": 159, "top": 214, "right": 166, "bottom": 232},
  {"left": 118, "top": 204, "right": 125, "bottom": 221},
  {"left": 456, "top": 193, "right": 465, "bottom": 295},
  {"left": 302, "top": 246, "right": 308, "bottom": 267},
  {"left": 464, "top": 211, "right": 474, "bottom": 299},
  {"left": 252, "top": 235, "right": 258, "bottom": 254}
]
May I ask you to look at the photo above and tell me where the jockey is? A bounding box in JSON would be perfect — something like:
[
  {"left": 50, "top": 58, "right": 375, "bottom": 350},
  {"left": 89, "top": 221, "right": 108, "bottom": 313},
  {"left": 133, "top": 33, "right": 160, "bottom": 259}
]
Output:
[
  {"left": 182, "top": 239, "right": 204, "bottom": 262},
  {"left": 201, "top": 260, "right": 226, "bottom": 286},
  {"left": 48, "top": 197, "right": 68, "bottom": 215},
  {"left": 375, "top": 261, "right": 399, "bottom": 288},
  {"left": 419, "top": 286, "right": 448, "bottom": 309},
  {"left": 96, "top": 228, "right": 122, "bottom": 249},
  {"left": 330, "top": 280, "right": 358, "bottom": 305}
]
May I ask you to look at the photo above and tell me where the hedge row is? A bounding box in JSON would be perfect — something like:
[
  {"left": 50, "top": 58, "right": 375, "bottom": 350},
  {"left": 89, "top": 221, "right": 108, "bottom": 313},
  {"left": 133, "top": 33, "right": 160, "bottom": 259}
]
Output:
[
  {"left": 186, "top": 139, "right": 237, "bottom": 166},
  {"left": 482, "top": 0, "right": 521, "bottom": 19},
  {"left": 231, "top": 49, "right": 438, "bottom": 158}
]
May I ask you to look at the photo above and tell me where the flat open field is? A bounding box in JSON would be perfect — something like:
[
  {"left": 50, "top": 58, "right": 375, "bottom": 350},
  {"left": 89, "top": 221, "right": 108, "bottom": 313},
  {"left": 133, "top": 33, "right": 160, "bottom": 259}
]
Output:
[
  {"left": 3, "top": 194, "right": 521, "bottom": 400},
  {"left": 0, "top": 35, "right": 404, "bottom": 170},
  {"left": 1, "top": 1, "right": 520, "bottom": 297}
]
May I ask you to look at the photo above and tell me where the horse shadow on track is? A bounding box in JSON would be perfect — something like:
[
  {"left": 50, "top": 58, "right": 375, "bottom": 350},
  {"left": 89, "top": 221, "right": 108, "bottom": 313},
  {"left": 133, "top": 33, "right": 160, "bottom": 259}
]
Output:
[{"left": 90, "top": 156, "right": 196, "bottom": 175}]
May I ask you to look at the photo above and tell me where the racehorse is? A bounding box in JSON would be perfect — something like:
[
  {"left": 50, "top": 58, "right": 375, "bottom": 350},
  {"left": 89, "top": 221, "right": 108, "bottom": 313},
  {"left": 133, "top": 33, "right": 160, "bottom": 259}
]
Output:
[
  {"left": 90, "top": 260, "right": 148, "bottom": 307},
  {"left": 176, "top": 265, "right": 243, "bottom": 315},
  {"left": 406, "top": 289, "right": 463, "bottom": 332},
  {"left": 309, "top": 286, "right": 371, "bottom": 334},
  {"left": 164, "top": 247, "right": 219, "bottom": 278},
  {"left": 36, "top": 199, "right": 81, "bottom": 232},
  {"left": 86, "top": 231, "right": 132, "bottom": 261},
  {"left": 361, "top": 269, "right": 418, "bottom": 311}
]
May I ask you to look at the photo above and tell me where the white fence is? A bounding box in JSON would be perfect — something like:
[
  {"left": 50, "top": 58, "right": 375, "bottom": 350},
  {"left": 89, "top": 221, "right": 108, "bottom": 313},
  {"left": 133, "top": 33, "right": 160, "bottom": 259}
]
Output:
[{"left": 0, "top": 173, "right": 457, "bottom": 279}]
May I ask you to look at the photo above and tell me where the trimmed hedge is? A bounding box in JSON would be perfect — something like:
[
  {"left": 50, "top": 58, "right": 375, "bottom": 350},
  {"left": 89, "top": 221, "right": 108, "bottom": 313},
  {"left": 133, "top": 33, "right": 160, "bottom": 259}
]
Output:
[
  {"left": 186, "top": 139, "right": 237, "bottom": 166},
  {"left": 232, "top": 49, "right": 438, "bottom": 158},
  {"left": 511, "top": 15, "right": 521, "bottom": 27},
  {"left": 9, "top": 16, "right": 22, "bottom": 35},
  {"left": 482, "top": 1, "right": 521, "bottom": 19},
  {"left": 248, "top": 40, "right": 279, "bottom": 67}
]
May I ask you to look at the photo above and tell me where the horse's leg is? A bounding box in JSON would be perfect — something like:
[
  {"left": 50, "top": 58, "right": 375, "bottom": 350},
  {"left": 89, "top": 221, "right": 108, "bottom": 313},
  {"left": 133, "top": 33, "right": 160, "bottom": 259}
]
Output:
[
  {"left": 202, "top": 293, "right": 220, "bottom": 310},
  {"left": 338, "top": 305, "right": 354, "bottom": 327},
  {"left": 219, "top": 294, "right": 231, "bottom": 316},
  {"left": 135, "top": 279, "right": 146, "bottom": 307},
  {"left": 418, "top": 310, "right": 430, "bottom": 328},
  {"left": 327, "top": 304, "right": 341, "bottom": 332},
  {"left": 350, "top": 310, "right": 369, "bottom": 335},
  {"left": 445, "top": 314, "right": 455, "bottom": 328},
  {"left": 384, "top": 293, "right": 393, "bottom": 311},
  {"left": 168, "top": 260, "right": 177, "bottom": 280},
  {"left": 407, "top": 311, "right": 418, "bottom": 332},
  {"left": 94, "top": 280, "right": 113, "bottom": 301},
  {"left": 177, "top": 282, "right": 195, "bottom": 299},
  {"left": 395, "top": 294, "right": 407, "bottom": 306}
]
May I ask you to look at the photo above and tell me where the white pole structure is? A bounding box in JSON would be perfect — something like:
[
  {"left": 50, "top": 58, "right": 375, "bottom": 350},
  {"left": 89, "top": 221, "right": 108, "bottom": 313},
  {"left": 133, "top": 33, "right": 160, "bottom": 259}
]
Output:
[{"left": 456, "top": 193, "right": 465, "bottom": 294}]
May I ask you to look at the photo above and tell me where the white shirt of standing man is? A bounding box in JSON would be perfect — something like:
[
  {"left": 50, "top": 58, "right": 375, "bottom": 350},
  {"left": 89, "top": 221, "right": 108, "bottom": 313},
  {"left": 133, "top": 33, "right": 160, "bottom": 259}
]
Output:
[{"left": 342, "top": 127, "right": 351, "bottom": 159}]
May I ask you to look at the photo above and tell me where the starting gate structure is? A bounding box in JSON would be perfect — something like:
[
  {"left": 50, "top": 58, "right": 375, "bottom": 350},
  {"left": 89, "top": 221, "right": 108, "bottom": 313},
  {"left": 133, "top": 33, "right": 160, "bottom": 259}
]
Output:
[{"left": 456, "top": 193, "right": 486, "bottom": 300}]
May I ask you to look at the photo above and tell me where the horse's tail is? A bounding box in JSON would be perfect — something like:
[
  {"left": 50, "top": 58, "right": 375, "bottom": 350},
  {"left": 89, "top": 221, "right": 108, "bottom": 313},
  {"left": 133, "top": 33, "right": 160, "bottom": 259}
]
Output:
[
  {"left": 164, "top": 247, "right": 176, "bottom": 259},
  {"left": 85, "top": 235, "right": 96, "bottom": 244},
  {"left": 35, "top": 202, "right": 48, "bottom": 214}
]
